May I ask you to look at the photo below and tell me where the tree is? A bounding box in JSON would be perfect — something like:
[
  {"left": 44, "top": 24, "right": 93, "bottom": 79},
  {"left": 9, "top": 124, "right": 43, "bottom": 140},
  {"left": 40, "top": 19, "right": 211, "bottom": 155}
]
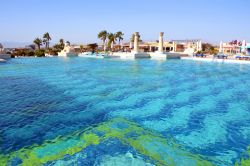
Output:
[
  {"left": 26, "top": 44, "right": 36, "bottom": 50},
  {"left": 87, "top": 43, "right": 98, "bottom": 53},
  {"left": 43, "top": 32, "right": 51, "bottom": 49},
  {"left": 202, "top": 43, "right": 218, "bottom": 55},
  {"left": 35, "top": 49, "right": 45, "bottom": 57},
  {"left": 130, "top": 33, "right": 142, "bottom": 42},
  {"left": 66, "top": 41, "right": 70, "bottom": 45},
  {"left": 59, "top": 39, "right": 64, "bottom": 47},
  {"left": 130, "top": 34, "right": 134, "bottom": 42},
  {"left": 98, "top": 30, "right": 108, "bottom": 50},
  {"left": 108, "top": 33, "right": 116, "bottom": 50},
  {"left": 53, "top": 39, "right": 65, "bottom": 51},
  {"left": 33, "top": 38, "right": 43, "bottom": 50},
  {"left": 80, "top": 45, "right": 84, "bottom": 53},
  {"left": 115, "top": 31, "right": 124, "bottom": 45}
]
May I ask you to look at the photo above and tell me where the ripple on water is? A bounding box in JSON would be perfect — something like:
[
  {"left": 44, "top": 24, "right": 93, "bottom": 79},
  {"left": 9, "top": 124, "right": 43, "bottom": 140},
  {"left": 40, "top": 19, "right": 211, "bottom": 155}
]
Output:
[{"left": 1, "top": 58, "right": 250, "bottom": 165}]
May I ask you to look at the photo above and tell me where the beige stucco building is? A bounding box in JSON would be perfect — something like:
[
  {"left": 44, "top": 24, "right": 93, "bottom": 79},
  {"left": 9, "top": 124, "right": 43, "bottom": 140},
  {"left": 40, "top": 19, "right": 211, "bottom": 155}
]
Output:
[{"left": 122, "top": 39, "right": 202, "bottom": 55}]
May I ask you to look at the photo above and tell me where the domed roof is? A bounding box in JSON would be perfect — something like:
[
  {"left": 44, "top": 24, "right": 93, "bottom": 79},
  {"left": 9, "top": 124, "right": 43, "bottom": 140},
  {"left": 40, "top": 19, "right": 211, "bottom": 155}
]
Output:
[{"left": 0, "top": 43, "right": 3, "bottom": 49}]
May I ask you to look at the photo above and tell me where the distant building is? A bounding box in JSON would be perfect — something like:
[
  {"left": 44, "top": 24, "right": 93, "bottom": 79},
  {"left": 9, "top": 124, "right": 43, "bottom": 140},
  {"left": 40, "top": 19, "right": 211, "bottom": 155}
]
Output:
[
  {"left": 242, "top": 43, "right": 250, "bottom": 55},
  {"left": 0, "top": 43, "right": 11, "bottom": 59},
  {"left": 171, "top": 40, "right": 202, "bottom": 54},
  {"left": 219, "top": 40, "right": 250, "bottom": 55},
  {"left": 121, "top": 39, "right": 202, "bottom": 55},
  {"left": 122, "top": 42, "right": 173, "bottom": 52}
]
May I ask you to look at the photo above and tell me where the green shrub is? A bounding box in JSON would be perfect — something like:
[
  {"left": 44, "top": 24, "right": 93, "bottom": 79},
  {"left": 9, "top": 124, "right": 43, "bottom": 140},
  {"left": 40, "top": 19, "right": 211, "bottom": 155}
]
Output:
[
  {"left": 35, "top": 49, "right": 45, "bottom": 57},
  {"left": 27, "top": 51, "right": 35, "bottom": 56}
]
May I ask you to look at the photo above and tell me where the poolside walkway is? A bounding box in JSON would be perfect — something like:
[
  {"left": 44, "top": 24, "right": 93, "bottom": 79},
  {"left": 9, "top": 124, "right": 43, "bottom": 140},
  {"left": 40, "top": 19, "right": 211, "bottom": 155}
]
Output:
[{"left": 181, "top": 56, "right": 250, "bottom": 65}]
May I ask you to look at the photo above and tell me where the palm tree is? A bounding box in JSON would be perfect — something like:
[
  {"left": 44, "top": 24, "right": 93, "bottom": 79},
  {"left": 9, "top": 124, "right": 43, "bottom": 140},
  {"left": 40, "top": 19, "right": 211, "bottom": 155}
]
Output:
[
  {"left": 59, "top": 39, "right": 64, "bottom": 49},
  {"left": 43, "top": 38, "right": 47, "bottom": 49},
  {"left": 130, "top": 34, "right": 135, "bottom": 42},
  {"left": 43, "top": 32, "right": 51, "bottom": 49},
  {"left": 53, "top": 39, "right": 65, "bottom": 51},
  {"left": 115, "top": 31, "right": 124, "bottom": 45},
  {"left": 33, "top": 38, "right": 43, "bottom": 50},
  {"left": 98, "top": 30, "right": 108, "bottom": 51},
  {"left": 130, "top": 33, "right": 142, "bottom": 42},
  {"left": 59, "top": 39, "right": 64, "bottom": 46},
  {"left": 108, "top": 33, "right": 116, "bottom": 51}
]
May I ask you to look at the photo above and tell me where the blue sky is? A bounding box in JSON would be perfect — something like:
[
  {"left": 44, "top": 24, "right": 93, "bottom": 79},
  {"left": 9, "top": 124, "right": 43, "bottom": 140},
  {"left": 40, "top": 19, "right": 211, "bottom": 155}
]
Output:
[{"left": 1, "top": 0, "right": 249, "bottom": 47}]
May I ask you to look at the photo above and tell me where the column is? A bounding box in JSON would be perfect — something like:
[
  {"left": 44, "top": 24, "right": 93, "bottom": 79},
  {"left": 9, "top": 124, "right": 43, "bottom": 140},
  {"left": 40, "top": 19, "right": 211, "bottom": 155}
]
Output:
[
  {"left": 104, "top": 40, "right": 107, "bottom": 51},
  {"left": 196, "top": 42, "right": 199, "bottom": 51},
  {"left": 158, "top": 32, "right": 164, "bottom": 53},
  {"left": 219, "top": 41, "right": 223, "bottom": 53},
  {"left": 133, "top": 32, "right": 139, "bottom": 53},
  {"left": 199, "top": 41, "right": 202, "bottom": 51},
  {"left": 172, "top": 42, "right": 175, "bottom": 52}
]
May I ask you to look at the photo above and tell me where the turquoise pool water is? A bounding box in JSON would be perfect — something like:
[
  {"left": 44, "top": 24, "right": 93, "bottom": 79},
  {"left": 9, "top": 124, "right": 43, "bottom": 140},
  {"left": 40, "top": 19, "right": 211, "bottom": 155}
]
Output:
[{"left": 1, "top": 57, "right": 250, "bottom": 166}]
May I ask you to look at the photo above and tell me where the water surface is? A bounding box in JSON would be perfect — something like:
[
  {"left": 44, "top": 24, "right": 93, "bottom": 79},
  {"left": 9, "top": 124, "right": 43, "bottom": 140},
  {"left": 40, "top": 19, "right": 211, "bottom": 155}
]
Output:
[{"left": 1, "top": 57, "right": 250, "bottom": 165}]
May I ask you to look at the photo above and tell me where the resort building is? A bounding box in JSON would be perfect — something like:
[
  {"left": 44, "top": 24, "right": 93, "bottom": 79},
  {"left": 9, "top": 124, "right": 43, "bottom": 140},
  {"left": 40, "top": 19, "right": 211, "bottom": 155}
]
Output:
[
  {"left": 121, "top": 39, "right": 202, "bottom": 55},
  {"left": 122, "top": 42, "right": 172, "bottom": 53},
  {"left": 219, "top": 40, "right": 250, "bottom": 55},
  {"left": 242, "top": 42, "right": 250, "bottom": 55},
  {"left": 57, "top": 42, "right": 78, "bottom": 57},
  {"left": 171, "top": 40, "right": 202, "bottom": 54},
  {"left": 0, "top": 43, "right": 11, "bottom": 60}
]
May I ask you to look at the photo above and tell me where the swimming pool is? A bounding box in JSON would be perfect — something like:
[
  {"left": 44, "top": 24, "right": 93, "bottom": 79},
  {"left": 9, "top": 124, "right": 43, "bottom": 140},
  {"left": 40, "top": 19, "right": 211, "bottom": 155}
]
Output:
[{"left": 0, "top": 57, "right": 250, "bottom": 166}]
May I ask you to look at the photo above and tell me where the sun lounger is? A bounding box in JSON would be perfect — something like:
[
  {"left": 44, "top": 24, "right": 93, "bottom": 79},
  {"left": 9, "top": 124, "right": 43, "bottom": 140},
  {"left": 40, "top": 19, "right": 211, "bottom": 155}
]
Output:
[
  {"left": 214, "top": 54, "right": 228, "bottom": 59},
  {"left": 245, "top": 56, "right": 250, "bottom": 60},
  {"left": 235, "top": 55, "right": 250, "bottom": 60},
  {"left": 235, "top": 55, "right": 241, "bottom": 59},
  {"left": 194, "top": 53, "right": 206, "bottom": 58}
]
